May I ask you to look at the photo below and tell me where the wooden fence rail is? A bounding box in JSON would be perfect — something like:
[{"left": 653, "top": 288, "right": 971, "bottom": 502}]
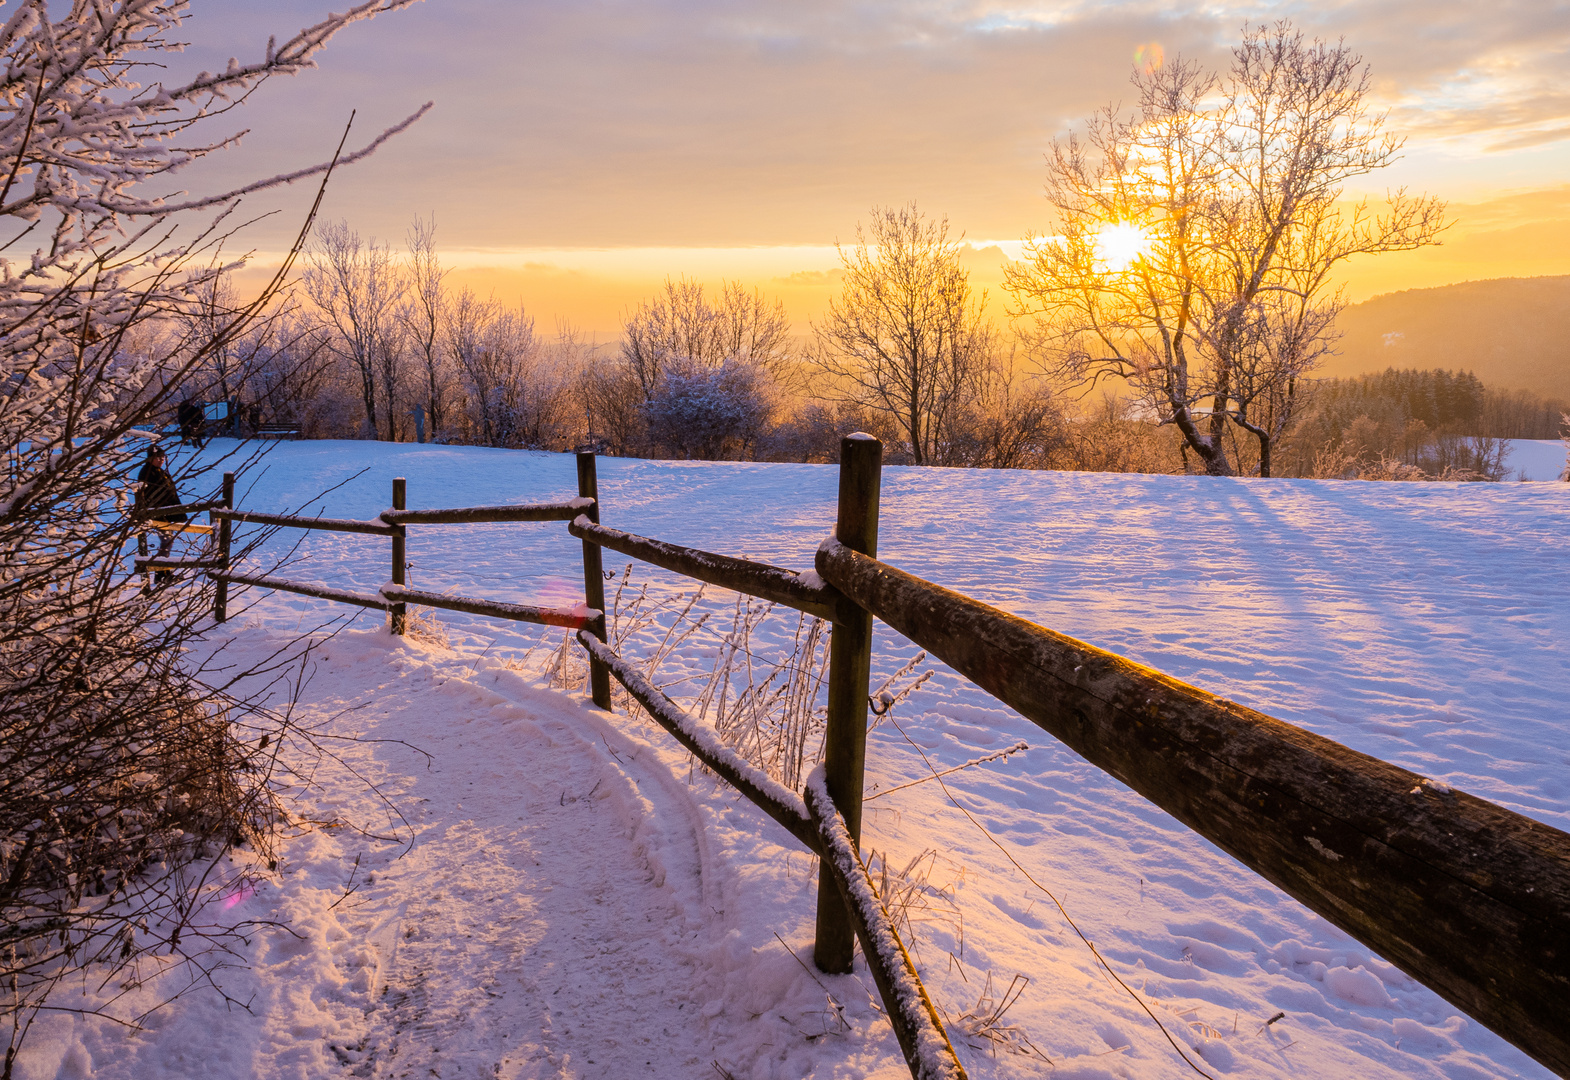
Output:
[
  {"left": 568, "top": 517, "right": 845, "bottom": 623},
  {"left": 382, "top": 584, "right": 598, "bottom": 629},
  {"left": 380, "top": 499, "right": 592, "bottom": 525},
  {"left": 212, "top": 569, "right": 388, "bottom": 610},
  {"left": 133, "top": 498, "right": 224, "bottom": 521},
  {"left": 211, "top": 507, "right": 397, "bottom": 536},
  {"left": 816, "top": 533, "right": 1570, "bottom": 1076}
]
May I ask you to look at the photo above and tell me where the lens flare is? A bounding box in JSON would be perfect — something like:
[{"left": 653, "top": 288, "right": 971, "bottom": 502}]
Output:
[
  {"left": 1134, "top": 41, "right": 1164, "bottom": 74},
  {"left": 1093, "top": 222, "right": 1150, "bottom": 272}
]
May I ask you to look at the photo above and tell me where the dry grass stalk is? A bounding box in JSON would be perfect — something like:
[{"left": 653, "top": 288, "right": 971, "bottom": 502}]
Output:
[
  {"left": 402, "top": 607, "right": 450, "bottom": 649},
  {"left": 946, "top": 971, "right": 1051, "bottom": 1061}
]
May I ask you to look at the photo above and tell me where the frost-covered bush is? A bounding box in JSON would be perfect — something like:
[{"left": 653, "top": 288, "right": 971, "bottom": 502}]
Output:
[
  {"left": 642, "top": 358, "right": 773, "bottom": 460},
  {"left": 0, "top": 1, "right": 420, "bottom": 1068}
]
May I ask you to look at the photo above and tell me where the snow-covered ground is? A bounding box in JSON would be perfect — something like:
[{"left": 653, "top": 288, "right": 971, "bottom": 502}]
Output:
[
  {"left": 20, "top": 440, "right": 1568, "bottom": 1080},
  {"left": 1505, "top": 439, "right": 1566, "bottom": 482}
]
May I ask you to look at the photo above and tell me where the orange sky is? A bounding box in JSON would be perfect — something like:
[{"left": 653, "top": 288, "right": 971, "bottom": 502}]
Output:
[
  {"left": 233, "top": 183, "right": 1570, "bottom": 339},
  {"left": 210, "top": 1, "right": 1570, "bottom": 337}
]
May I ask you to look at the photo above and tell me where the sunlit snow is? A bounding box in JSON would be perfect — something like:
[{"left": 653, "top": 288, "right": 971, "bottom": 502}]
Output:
[{"left": 20, "top": 439, "right": 1565, "bottom": 1080}]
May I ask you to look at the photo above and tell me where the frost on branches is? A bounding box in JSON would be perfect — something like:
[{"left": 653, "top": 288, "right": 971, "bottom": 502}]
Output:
[{"left": 0, "top": 1, "right": 423, "bottom": 1070}]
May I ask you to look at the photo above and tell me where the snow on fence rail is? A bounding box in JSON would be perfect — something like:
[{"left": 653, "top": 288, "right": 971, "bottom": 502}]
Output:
[{"left": 169, "top": 438, "right": 1570, "bottom": 1079}]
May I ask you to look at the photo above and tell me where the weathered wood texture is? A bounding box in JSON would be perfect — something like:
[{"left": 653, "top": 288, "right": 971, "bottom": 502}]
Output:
[
  {"left": 817, "top": 536, "right": 1570, "bottom": 1077},
  {"left": 211, "top": 508, "right": 397, "bottom": 536},
  {"left": 389, "top": 478, "right": 407, "bottom": 635},
  {"left": 379, "top": 498, "right": 592, "bottom": 525},
  {"left": 134, "top": 557, "right": 226, "bottom": 571},
  {"left": 805, "top": 777, "right": 968, "bottom": 1080},
  {"left": 567, "top": 517, "right": 846, "bottom": 624},
  {"left": 815, "top": 433, "right": 882, "bottom": 974},
  {"left": 210, "top": 570, "right": 387, "bottom": 610},
  {"left": 214, "top": 472, "right": 233, "bottom": 622},
  {"left": 576, "top": 452, "right": 612, "bottom": 709},
  {"left": 383, "top": 585, "right": 598, "bottom": 629}
]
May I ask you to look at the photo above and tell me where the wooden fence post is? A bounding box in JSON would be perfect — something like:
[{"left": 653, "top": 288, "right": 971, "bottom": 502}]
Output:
[
  {"left": 814, "top": 433, "right": 882, "bottom": 974},
  {"left": 214, "top": 471, "right": 234, "bottom": 623},
  {"left": 390, "top": 476, "right": 407, "bottom": 635},
  {"left": 576, "top": 451, "right": 612, "bottom": 709}
]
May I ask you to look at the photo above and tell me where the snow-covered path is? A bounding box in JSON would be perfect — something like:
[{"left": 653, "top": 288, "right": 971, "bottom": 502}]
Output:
[
  {"left": 287, "top": 642, "right": 724, "bottom": 1080},
  {"left": 24, "top": 625, "right": 910, "bottom": 1080}
]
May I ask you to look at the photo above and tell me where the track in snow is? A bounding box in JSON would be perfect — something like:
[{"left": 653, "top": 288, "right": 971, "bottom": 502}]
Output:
[{"left": 292, "top": 642, "right": 732, "bottom": 1079}]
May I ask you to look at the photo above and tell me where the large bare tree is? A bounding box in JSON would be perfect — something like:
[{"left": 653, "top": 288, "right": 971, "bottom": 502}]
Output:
[
  {"left": 1005, "top": 23, "right": 1446, "bottom": 476},
  {"left": 811, "top": 204, "right": 995, "bottom": 466}
]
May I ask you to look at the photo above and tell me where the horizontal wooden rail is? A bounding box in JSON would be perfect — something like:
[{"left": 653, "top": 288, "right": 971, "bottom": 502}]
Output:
[
  {"left": 211, "top": 508, "right": 397, "bottom": 536},
  {"left": 580, "top": 632, "right": 966, "bottom": 1079},
  {"left": 379, "top": 498, "right": 594, "bottom": 525},
  {"left": 133, "top": 498, "right": 224, "bottom": 521},
  {"left": 569, "top": 517, "right": 847, "bottom": 624},
  {"left": 210, "top": 570, "right": 387, "bottom": 610},
  {"left": 134, "top": 556, "right": 226, "bottom": 571},
  {"left": 816, "top": 536, "right": 1570, "bottom": 1077},
  {"left": 149, "top": 520, "right": 214, "bottom": 535},
  {"left": 382, "top": 585, "right": 599, "bottom": 629},
  {"left": 804, "top": 771, "right": 968, "bottom": 1080},
  {"left": 578, "top": 632, "right": 820, "bottom": 853}
]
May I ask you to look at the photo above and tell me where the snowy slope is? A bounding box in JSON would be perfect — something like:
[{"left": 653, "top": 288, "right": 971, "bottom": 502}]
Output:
[
  {"left": 1505, "top": 438, "right": 1566, "bottom": 482},
  {"left": 20, "top": 440, "right": 1566, "bottom": 1080}
]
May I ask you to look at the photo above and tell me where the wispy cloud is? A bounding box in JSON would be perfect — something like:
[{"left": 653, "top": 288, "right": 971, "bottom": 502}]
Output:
[{"left": 179, "top": 0, "right": 1568, "bottom": 255}]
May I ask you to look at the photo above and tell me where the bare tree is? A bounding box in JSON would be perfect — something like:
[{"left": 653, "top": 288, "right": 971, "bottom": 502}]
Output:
[
  {"left": 181, "top": 273, "right": 248, "bottom": 407},
  {"left": 304, "top": 220, "right": 408, "bottom": 440},
  {"left": 401, "top": 215, "right": 449, "bottom": 440},
  {"left": 621, "top": 277, "right": 792, "bottom": 399},
  {"left": 811, "top": 204, "right": 995, "bottom": 465},
  {"left": 444, "top": 289, "right": 551, "bottom": 447},
  {"left": 1005, "top": 23, "right": 1446, "bottom": 476}
]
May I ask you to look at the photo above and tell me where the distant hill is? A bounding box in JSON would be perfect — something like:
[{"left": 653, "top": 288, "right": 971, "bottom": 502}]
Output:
[{"left": 1325, "top": 277, "right": 1570, "bottom": 399}]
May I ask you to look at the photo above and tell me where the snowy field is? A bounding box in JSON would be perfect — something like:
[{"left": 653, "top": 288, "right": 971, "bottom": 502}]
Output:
[
  {"left": 1504, "top": 439, "right": 1566, "bottom": 482},
  {"left": 21, "top": 439, "right": 1568, "bottom": 1080}
]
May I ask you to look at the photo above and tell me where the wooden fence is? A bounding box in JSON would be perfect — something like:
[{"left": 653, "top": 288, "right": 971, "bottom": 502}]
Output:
[{"left": 154, "top": 437, "right": 1570, "bottom": 1080}]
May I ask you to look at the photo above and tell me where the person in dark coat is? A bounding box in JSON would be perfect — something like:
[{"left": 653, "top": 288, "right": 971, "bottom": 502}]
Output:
[
  {"left": 135, "top": 444, "right": 184, "bottom": 585},
  {"left": 176, "top": 398, "right": 203, "bottom": 448}
]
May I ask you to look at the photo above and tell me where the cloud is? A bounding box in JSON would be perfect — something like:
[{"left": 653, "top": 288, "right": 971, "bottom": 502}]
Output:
[{"left": 164, "top": 0, "right": 1569, "bottom": 257}]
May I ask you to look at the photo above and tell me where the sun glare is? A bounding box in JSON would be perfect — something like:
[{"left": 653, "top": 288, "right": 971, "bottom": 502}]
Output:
[{"left": 1093, "top": 222, "right": 1151, "bottom": 272}]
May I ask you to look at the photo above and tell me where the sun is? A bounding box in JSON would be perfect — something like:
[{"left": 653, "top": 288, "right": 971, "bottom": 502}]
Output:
[{"left": 1093, "top": 222, "right": 1151, "bottom": 272}]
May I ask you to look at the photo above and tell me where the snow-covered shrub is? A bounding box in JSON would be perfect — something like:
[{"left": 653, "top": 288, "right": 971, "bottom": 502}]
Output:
[
  {"left": 0, "top": 1, "right": 421, "bottom": 1066},
  {"left": 642, "top": 358, "right": 774, "bottom": 460}
]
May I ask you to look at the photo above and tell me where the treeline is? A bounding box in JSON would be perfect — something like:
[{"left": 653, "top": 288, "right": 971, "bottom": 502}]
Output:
[
  {"left": 1305, "top": 368, "right": 1566, "bottom": 442},
  {"left": 163, "top": 214, "right": 1134, "bottom": 470},
  {"left": 1286, "top": 368, "right": 1568, "bottom": 481},
  {"left": 167, "top": 216, "right": 1567, "bottom": 483}
]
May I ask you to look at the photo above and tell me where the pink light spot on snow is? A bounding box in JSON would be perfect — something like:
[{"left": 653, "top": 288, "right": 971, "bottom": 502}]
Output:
[
  {"left": 538, "top": 577, "right": 580, "bottom": 607},
  {"left": 222, "top": 882, "right": 256, "bottom": 910}
]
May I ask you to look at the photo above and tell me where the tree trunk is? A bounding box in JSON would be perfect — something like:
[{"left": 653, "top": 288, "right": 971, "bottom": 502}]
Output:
[{"left": 358, "top": 360, "right": 380, "bottom": 440}]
